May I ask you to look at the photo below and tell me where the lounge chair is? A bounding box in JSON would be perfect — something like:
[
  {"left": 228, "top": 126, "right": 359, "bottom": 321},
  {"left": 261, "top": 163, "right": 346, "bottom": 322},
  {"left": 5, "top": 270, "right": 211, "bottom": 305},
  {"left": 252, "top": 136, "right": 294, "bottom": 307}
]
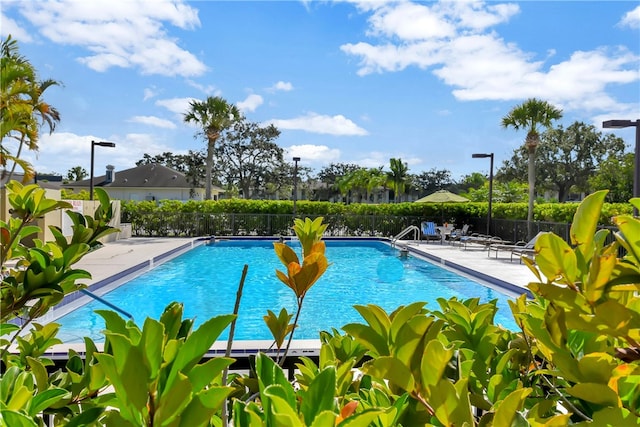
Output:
[
  {"left": 488, "top": 232, "right": 543, "bottom": 260},
  {"left": 449, "top": 224, "right": 470, "bottom": 245},
  {"left": 421, "top": 221, "right": 441, "bottom": 243},
  {"left": 460, "top": 234, "right": 505, "bottom": 250}
]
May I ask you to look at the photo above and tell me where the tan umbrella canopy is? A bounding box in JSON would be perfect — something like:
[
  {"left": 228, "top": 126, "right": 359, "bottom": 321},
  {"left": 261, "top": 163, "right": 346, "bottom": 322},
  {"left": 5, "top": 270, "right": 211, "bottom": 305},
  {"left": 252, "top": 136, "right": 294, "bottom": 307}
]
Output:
[{"left": 414, "top": 190, "right": 469, "bottom": 203}]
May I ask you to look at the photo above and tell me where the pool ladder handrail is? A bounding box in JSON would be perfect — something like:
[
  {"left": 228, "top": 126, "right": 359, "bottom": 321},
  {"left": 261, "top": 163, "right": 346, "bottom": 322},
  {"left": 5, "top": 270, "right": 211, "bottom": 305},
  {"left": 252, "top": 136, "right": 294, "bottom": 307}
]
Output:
[
  {"left": 79, "top": 288, "right": 134, "bottom": 320},
  {"left": 391, "top": 225, "right": 420, "bottom": 247}
]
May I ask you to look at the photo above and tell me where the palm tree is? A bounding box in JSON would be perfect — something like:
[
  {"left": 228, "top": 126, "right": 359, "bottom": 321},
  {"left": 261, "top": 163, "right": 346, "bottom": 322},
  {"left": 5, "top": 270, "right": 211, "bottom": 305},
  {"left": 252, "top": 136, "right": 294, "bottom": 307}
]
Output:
[
  {"left": 501, "top": 98, "right": 562, "bottom": 238},
  {"left": 184, "top": 96, "right": 240, "bottom": 199},
  {"left": 387, "top": 158, "right": 409, "bottom": 202},
  {"left": 1, "top": 36, "right": 60, "bottom": 182}
]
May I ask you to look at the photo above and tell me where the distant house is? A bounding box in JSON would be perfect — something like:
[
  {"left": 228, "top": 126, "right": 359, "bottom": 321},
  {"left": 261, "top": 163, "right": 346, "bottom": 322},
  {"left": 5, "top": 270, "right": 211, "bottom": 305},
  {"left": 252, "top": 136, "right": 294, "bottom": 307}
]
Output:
[{"left": 62, "top": 164, "right": 223, "bottom": 201}]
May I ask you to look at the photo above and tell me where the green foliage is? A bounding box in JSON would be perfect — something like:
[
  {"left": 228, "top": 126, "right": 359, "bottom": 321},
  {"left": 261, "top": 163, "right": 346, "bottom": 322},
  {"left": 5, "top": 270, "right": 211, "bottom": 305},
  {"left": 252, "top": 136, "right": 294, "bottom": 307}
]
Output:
[
  {"left": 1, "top": 182, "right": 118, "bottom": 324},
  {"left": 509, "top": 191, "right": 640, "bottom": 423},
  {"left": 4, "top": 179, "right": 639, "bottom": 426}
]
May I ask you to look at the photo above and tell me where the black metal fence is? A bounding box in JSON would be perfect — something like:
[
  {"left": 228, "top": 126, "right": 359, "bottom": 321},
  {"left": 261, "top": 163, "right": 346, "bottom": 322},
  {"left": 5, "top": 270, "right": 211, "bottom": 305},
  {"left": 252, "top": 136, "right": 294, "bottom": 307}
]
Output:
[
  {"left": 123, "top": 211, "right": 619, "bottom": 248},
  {"left": 124, "top": 212, "right": 427, "bottom": 238}
]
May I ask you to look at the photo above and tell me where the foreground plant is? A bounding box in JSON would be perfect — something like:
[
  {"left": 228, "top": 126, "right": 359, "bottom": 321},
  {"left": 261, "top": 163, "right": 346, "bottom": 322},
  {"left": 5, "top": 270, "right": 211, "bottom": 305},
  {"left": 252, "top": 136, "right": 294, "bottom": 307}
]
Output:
[
  {"left": 1, "top": 182, "right": 118, "bottom": 347},
  {"left": 510, "top": 191, "right": 640, "bottom": 424},
  {"left": 268, "top": 217, "right": 329, "bottom": 362}
]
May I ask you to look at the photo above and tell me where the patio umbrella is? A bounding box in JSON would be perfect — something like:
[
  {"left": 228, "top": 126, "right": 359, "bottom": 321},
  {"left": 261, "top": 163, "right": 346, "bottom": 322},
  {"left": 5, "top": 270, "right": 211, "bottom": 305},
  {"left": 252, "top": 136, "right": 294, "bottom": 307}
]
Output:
[{"left": 414, "top": 190, "right": 469, "bottom": 203}]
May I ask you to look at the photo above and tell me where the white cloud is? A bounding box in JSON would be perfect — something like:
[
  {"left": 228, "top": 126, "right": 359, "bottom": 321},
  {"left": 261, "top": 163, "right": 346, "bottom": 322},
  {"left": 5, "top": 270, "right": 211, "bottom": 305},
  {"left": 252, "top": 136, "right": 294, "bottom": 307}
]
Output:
[
  {"left": 619, "top": 5, "right": 640, "bottom": 29},
  {"left": 0, "top": 12, "right": 34, "bottom": 42},
  {"left": 275, "top": 81, "right": 294, "bottom": 91},
  {"left": 287, "top": 144, "right": 341, "bottom": 163},
  {"left": 23, "top": 131, "right": 182, "bottom": 174},
  {"left": 237, "top": 94, "right": 264, "bottom": 112},
  {"left": 342, "top": 1, "right": 640, "bottom": 113},
  {"left": 15, "top": 0, "right": 207, "bottom": 77},
  {"left": 186, "top": 79, "right": 219, "bottom": 95},
  {"left": 268, "top": 113, "right": 368, "bottom": 136},
  {"left": 156, "top": 97, "right": 194, "bottom": 115},
  {"left": 128, "top": 116, "right": 177, "bottom": 129},
  {"left": 143, "top": 87, "right": 157, "bottom": 101},
  {"left": 269, "top": 81, "right": 294, "bottom": 92}
]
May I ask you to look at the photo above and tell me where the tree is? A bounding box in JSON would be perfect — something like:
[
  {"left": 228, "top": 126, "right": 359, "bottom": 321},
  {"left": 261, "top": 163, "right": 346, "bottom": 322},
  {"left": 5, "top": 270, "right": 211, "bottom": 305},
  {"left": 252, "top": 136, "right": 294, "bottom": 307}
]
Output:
[
  {"left": 1, "top": 35, "right": 61, "bottom": 182},
  {"left": 66, "top": 165, "right": 87, "bottom": 182},
  {"left": 214, "top": 118, "right": 283, "bottom": 198},
  {"left": 497, "top": 122, "right": 626, "bottom": 202},
  {"left": 589, "top": 152, "right": 634, "bottom": 202},
  {"left": 412, "top": 168, "right": 455, "bottom": 196},
  {"left": 136, "top": 150, "right": 206, "bottom": 198},
  {"left": 386, "top": 158, "right": 409, "bottom": 202},
  {"left": 316, "top": 163, "right": 360, "bottom": 201},
  {"left": 184, "top": 96, "right": 240, "bottom": 199},
  {"left": 501, "top": 98, "right": 562, "bottom": 237}
]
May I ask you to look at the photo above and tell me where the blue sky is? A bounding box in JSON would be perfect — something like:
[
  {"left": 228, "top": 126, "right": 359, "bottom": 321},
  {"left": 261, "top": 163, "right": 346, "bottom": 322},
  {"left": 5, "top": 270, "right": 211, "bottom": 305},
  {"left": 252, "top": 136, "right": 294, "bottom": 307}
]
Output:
[{"left": 3, "top": 0, "right": 639, "bottom": 181}]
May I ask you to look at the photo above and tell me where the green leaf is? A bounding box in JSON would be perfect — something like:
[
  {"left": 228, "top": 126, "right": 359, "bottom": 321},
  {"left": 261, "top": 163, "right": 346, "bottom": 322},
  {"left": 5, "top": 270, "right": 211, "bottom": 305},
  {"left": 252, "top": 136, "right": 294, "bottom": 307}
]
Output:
[
  {"left": 365, "top": 356, "right": 415, "bottom": 392},
  {"left": 353, "top": 305, "right": 391, "bottom": 343},
  {"left": 140, "top": 317, "right": 164, "bottom": 380},
  {"left": 165, "top": 314, "right": 235, "bottom": 391},
  {"left": 389, "top": 301, "right": 427, "bottom": 341},
  {"left": 310, "top": 410, "right": 337, "bottom": 427},
  {"left": 492, "top": 388, "right": 531, "bottom": 426},
  {"left": 420, "top": 340, "right": 454, "bottom": 389},
  {"left": 27, "top": 388, "right": 68, "bottom": 415},
  {"left": 341, "top": 323, "right": 388, "bottom": 358},
  {"left": 299, "top": 366, "right": 336, "bottom": 426},
  {"left": 1, "top": 323, "right": 20, "bottom": 337},
  {"left": 263, "top": 387, "right": 304, "bottom": 427},
  {"left": 187, "top": 357, "right": 235, "bottom": 392},
  {"left": 155, "top": 373, "right": 193, "bottom": 426},
  {"left": 255, "top": 353, "right": 296, "bottom": 408},
  {"left": 570, "top": 190, "right": 607, "bottom": 257},
  {"left": 535, "top": 233, "right": 578, "bottom": 285},
  {"left": 568, "top": 383, "right": 619, "bottom": 406},
  {"left": 65, "top": 407, "right": 106, "bottom": 427},
  {"left": 338, "top": 408, "right": 385, "bottom": 427},
  {"left": 0, "top": 409, "right": 39, "bottom": 427},
  {"left": 393, "top": 314, "right": 433, "bottom": 368},
  {"left": 544, "top": 303, "right": 567, "bottom": 347}
]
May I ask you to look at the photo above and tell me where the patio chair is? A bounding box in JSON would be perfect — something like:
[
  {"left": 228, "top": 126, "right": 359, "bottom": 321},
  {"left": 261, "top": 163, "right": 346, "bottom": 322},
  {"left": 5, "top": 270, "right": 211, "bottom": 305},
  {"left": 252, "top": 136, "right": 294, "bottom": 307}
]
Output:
[
  {"left": 488, "top": 232, "right": 544, "bottom": 260},
  {"left": 461, "top": 234, "right": 506, "bottom": 250},
  {"left": 449, "top": 224, "right": 470, "bottom": 245},
  {"left": 421, "top": 221, "right": 441, "bottom": 243}
]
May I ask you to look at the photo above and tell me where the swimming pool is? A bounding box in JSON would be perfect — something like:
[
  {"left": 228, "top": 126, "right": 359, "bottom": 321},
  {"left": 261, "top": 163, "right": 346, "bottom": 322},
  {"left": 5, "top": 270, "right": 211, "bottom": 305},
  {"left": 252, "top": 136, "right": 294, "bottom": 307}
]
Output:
[{"left": 54, "top": 239, "right": 518, "bottom": 342}]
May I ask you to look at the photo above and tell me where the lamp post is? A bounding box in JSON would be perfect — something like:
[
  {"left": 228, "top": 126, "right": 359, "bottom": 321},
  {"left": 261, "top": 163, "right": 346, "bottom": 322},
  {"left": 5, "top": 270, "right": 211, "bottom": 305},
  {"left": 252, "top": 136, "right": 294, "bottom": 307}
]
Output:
[
  {"left": 602, "top": 119, "right": 640, "bottom": 216},
  {"left": 472, "top": 153, "right": 494, "bottom": 235},
  {"left": 292, "top": 157, "right": 301, "bottom": 216},
  {"left": 90, "top": 140, "right": 116, "bottom": 200}
]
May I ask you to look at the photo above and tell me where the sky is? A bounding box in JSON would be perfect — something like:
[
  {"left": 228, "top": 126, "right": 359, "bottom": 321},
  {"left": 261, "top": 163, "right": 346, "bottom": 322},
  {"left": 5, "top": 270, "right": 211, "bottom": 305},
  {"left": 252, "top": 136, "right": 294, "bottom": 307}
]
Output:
[{"left": 2, "top": 0, "right": 639, "bottom": 182}]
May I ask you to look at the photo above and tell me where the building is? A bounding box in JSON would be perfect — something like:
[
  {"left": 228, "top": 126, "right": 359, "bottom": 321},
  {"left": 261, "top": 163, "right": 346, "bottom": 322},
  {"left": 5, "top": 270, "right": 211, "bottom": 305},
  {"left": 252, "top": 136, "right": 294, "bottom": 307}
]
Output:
[{"left": 62, "top": 164, "right": 223, "bottom": 201}]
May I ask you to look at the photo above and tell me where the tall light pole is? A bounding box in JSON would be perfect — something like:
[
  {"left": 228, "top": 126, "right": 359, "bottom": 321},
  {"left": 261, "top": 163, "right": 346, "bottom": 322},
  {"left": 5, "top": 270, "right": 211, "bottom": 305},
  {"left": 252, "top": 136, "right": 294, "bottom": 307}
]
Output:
[
  {"left": 292, "top": 157, "right": 301, "bottom": 216},
  {"left": 472, "top": 153, "right": 494, "bottom": 235},
  {"left": 603, "top": 119, "right": 639, "bottom": 216},
  {"left": 90, "top": 140, "right": 116, "bottom": 200}
]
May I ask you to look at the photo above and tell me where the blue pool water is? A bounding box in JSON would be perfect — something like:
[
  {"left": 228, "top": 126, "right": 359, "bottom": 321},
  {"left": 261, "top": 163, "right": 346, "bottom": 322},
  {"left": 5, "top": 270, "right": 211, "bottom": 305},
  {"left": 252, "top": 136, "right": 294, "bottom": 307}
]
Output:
[{"left": 55, "top": 240, "right": 518, "bottom": 342}]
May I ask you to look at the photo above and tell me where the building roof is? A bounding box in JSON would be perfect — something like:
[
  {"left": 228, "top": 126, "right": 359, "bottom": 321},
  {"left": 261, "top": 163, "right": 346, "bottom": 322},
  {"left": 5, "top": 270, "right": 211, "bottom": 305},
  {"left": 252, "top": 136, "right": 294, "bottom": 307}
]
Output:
[
  {"left": 1, "top": 171, "right": 63, "bottom": 190},
  {"left": 62, "top": 163, "right": 221, "bottom": 191}
]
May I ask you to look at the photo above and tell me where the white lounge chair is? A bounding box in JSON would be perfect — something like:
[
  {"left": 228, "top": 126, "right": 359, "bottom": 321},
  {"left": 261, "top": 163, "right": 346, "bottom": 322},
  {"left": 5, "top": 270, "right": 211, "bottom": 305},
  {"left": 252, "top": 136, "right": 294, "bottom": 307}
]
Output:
[{"left": 488, "top": 232, "right": 544, "bottom": 260}]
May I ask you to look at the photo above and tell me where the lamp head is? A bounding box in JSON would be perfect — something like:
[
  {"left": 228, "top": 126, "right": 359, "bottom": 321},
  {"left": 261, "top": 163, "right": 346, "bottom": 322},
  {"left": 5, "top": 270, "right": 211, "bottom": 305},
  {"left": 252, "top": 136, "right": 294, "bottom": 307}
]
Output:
[
  {"left": 93, "top": 140, "right": 116, "bottom": 148},
  {"left": 472, "top": 153, "right": 491, "bottom": 158},
  {"left": 293, "top": 157, "right": 301, "bottom": 162},
  {"left": 602, "top": 120, "right": 637, "bottom": 129}
]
